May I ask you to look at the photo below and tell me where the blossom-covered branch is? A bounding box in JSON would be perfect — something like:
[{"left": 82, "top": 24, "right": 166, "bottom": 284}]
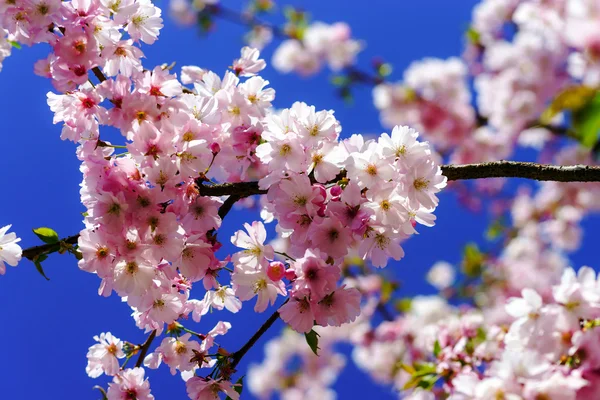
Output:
[
  {"left": 200, "top": 161, "right": 600, "bottom": 197},
  {"left": 18, "top": 160, "right": 600, "bottom": 263}
]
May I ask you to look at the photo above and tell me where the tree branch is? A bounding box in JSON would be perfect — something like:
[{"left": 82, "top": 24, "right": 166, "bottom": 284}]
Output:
[
  {"left": 198, "top": 162, "right": 600, "bottom": 200},
  {"left": 218, "top": 194, "right": 242, "bottom": 220},
  {"left": 134, "top": 330, "right": 157, "bottom": 368},
  {"left": 91, "top": 67, "right": 107, "bottom": 83},
  {"left": 20, "top": 162, "right": 600, "bottom": 259},
  {"left": 440, "top": 161, "right": 600, "bottom": 182},
  {"left": 230, "top": 306, "right": 282, "bottom": 370},
  {"left": 22, "top": 234, "right": 79, "bottom": 261},
  {"left": 197, "top": 180, "right": 267, "bottom": 197}
]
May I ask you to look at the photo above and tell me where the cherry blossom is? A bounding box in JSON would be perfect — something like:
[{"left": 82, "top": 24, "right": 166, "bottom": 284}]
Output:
[{"left": 0, "top": 225, "right": 22, "bottom": 275}]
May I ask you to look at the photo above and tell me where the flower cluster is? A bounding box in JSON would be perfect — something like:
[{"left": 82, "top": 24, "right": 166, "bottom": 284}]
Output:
[
  {"left": 373, "top": 58, "right": 477, "bottom": 154},
  {"left": 248, "top": 263, "right": 600, "bottom": 399},
  {"left": 46, "top": 37, "right": 444, "bottom": 337},
  {"left": 0, "top": 0, "right": 163, "bottom": 91},
  {"left": 272, "top": 21, "right": 362, "bottom": 76},
  {"left": 2, "top": 0, "right": 446, "bottom": 389},
  {"left": 442, "top": 266, "right": 600, "bottom": 400},
  {"left": 7, "top": 0, "right": 600, "bottom": 398},
  {"left": 232, "top": 120, "right": 444, "bottom": 331}
]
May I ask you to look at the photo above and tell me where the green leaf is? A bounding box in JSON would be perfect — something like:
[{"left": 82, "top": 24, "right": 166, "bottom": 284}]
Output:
[
  {"left": 398, "top": 363, "right": 416, "bottom": 375},
  {"left": 32, "top": 227, "right": 59, "bottom": 244},
  {"left": 8, "top": 40, "right": 21, "bottom": 49},
  {"left": 71, "top": 249, "right": 84, "bottom": 260},
  {"left": 462, "top": 243, "right": 484, "bottom": 278},
  {"left": 402, "top": 376, "right": 422, "bottom": 390},
  {"left": 394, "top": 297, "right": 412, "bottom": 313},
  {"left": 465, "top": 26, "right": 480, "bottom": 44},
  {"left": 33, "top": 254, "right": 50, "bottom": 281},
  {"left": 225, "top": 376, "right": 244, "bottom": 400},
  {"left": 476, "top": 327, "right": 487, "bottom": 342},
  {"left": 331, "top": 75, "right": 349, "bottom": 87},
  {"left": 413, "top": 362, "right": 437, "bottom": 376},
  {"left": 401, "top": 363, "right": 438, "bottom": 391},
  {"left": 304, "top": 329, "right": 320, "bottom": 356},
  {"left": 573, "top": 92, "right": 600, "bottom": 148},
  {"left": 378, "top": 63, "right": 392, "bottom": 77},
  {"left": 380, "top": 279, "right": 398, "bottom": 304},
  {"left": 416, "top": 374, "right": 439, "bottom": 390},
  {"left": 486, "top": 217, "right": 506, "bottom": 241},
  {"left": 541, "top": 85, "right": 596, "bottom": 125},
  {"left": 433, "top": 340, "right": 441, "bottom": 358}
]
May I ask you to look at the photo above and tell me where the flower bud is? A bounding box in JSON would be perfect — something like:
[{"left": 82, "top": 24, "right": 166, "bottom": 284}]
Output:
[
  {"left": 267, "top": 261, "right": 286, "bottom": 281},
  {"left": 330, "top": 184, "right": 342, "bottom": 197},
  {"left": 284, "top": 268, "right": 297, "bottom": 281}
]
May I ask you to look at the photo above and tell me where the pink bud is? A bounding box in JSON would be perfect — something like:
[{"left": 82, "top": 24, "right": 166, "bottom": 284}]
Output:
[
  {"left": 411, "top": 219, "right": 417, "bottom": 228},
  {"left": 267, "top": 261, "right": 286, "bottom": 281},
  {"left": 330, "top": 184, "right": 342, "bottom": 197},
  {"left": 284, "top": 269, "right": 297, "bottom": 281},
  {"left": 210, "top": 142, "right": 221, "bottom": 154}
]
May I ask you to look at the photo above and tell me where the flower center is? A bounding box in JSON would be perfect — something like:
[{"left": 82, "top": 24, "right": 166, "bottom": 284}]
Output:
[
  {"left": 182, "top": 131, "right": 195, "bottom": 141},
  {"left": 374, "top": 233, "right": 389, "bottom": 250},
  {"left": 413, "top": 178, "right": 429, "bottom": 191},
  {"left": 253, "top": 278, "right": 267, "bottom": 293},
  {"left": 107, "top": 343, "right": 118, "bottom": 355},
  {"left": 175, "top": 341, "right": 187, "bottom": 354},
  {"left": 380, "top": 200, "right": 391, "bottom": 211},
  {"left": 395, "top": 145, "right": 407, "bottom": 157},
  {"left": 126, "top": 261, "right": 138, "bottom": 274},
  {"left": 293, "top": 196, "right": 307, "bottom": 206},
  {"left": 96, "top": 246, "right": 109, "bottom": 259},
  {"left": 366, "top": 164, "right": 378, "bottom": 176},
  {"left": 280, "top": 143, "right": 292, "bottom": 156}
]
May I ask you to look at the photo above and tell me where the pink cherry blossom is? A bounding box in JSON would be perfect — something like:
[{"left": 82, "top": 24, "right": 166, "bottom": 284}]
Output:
[
  {"left": 107, "top": 368, "right": 154, "bottom": 400},
  {"left": 86, "top": 332, "right": 126, "bottom": 378}
]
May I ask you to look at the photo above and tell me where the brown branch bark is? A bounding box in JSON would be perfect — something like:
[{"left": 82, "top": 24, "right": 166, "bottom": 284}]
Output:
[
  {"left": 440, "top": 161, "right": 600, "bottom": 182},
  {"left": 22, "top": 234, "right": 79, "bottom": 261},
  {"left": 134, "top": 330, "right": 157, "bottom": 368},
  {"left": 91, "top": 67, "right": 107, "bottom": 83},
  {"left": 197, "top": 180, "right": 267, "bottom": 197},
  {"left": 20, "top": 162, "right": 600, "bottom": 259},
  {"left": 230, "top": 305, "right": 283, "bottom": 370}
]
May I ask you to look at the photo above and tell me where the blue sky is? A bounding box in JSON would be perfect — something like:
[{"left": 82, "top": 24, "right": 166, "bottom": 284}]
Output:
[{"left": 1, "top": 0, "right": 598, "bottom": 398}]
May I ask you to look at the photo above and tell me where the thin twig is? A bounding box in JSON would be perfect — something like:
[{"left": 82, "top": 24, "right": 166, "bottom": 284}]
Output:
[
  {"left": 91, "top": 67, "right": 107, "bottom": 83},
  {"left": 218, "top": 194, "right": 242, "bottom": 220},
  {"left": 134, "top": 330, "right": 157, "bottom": 368},
  {"left": 22, "top": 235, "right": 79, "bottom": 261},
  {"left": 230, "top": 305, "right": 283, "bottom": 370}
]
